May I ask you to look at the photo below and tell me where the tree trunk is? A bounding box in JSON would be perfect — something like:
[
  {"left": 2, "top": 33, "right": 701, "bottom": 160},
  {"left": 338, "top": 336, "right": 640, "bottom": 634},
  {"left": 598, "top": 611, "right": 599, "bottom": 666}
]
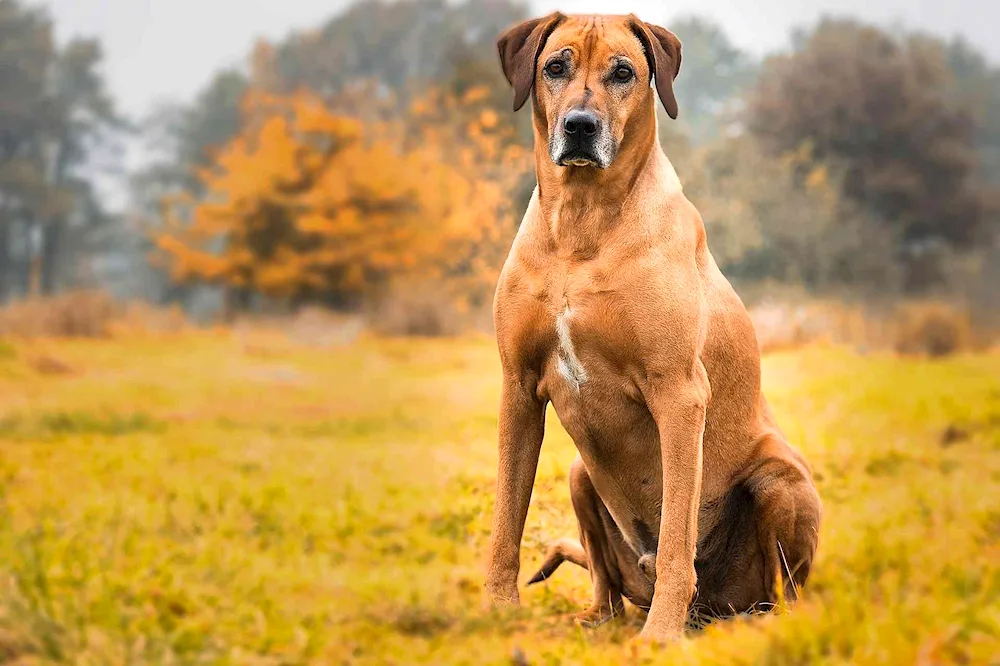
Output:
[
  {"left": 224, "top": 286, "right": 252, "bottom": 322},
  {"left": 18, "top": 221, "right": 34, "bottom": 298},
  {"left": 40, "top": 221, "right": 62, "bottom": 295},
  {"left": 0, "top": 222, "right": 9, "bottom": 304}
]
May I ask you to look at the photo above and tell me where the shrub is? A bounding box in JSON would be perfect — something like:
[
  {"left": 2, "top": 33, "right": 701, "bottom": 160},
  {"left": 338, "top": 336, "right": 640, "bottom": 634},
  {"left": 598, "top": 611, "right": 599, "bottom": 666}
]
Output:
[
  {"left": 748, "top": 297, "right": 985, "bottom": 357},
  {"left": 366, "top": 283, "right": 480, "bottom": 337},
  {"left": 0, "top": 292, "right": 191, "bottom": 339},
  {"left": 0, "top": 291, "right": 118, "bottom": 338},
  {"left": 106, "top": 302, "right": 189, "bottom": 337},
  {"left": 749, "top": 301, "right": 829, "bottom": 354},
  {"left": 285, "top": 307, "right": 365, "bottom": 347},
  {"left": 893, "top": 302, "right": 973, "bottom": 358}
]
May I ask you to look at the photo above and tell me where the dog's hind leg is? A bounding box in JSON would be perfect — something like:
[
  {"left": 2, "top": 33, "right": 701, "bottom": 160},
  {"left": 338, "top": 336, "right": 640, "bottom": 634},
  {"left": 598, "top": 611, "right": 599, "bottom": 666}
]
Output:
[
  {"left": 693, "top": 446, "right": 821, "bottom": 616},
  {"left": 527, "top": 458, "right": 652, "bottom": 626},
  {"left": 568, "top": 457, "right": 624, "bottom": 626},
  {"left": 745, "top": 454, "right": 821, "bottom": 606}
]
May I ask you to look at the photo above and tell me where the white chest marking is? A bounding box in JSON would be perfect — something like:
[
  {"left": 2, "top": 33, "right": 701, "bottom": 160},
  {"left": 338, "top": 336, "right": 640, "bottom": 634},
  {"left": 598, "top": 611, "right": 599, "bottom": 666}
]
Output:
[{"left": 555, "top": 306, "right": 588, "bottom": 392}]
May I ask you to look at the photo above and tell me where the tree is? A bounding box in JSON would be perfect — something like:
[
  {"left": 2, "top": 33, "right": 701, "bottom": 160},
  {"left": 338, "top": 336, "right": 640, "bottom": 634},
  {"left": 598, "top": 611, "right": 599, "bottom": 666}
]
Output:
[
  {"left": 0, "top": 0, "right": 55, "bottom": 301},
  {"left": 668, "top": 16, "right": 756, "bottom": 144},
  {"left": 133, "top": 0, "right": 528, "bottom": 310},
  {"left": 0, "top": 0, "right": 119, "bottom": 302},
  {"left": 126, "top": 69, "right": 248, "bottom": 304},
  {"left": 154, "top": 88, "right": 529, "bottom": 312},
  {"left": 42, "top": 36, "right": 122, "bottom": 294},
  {"left": 688, "top": 137, "right": 897, "bottom": 291},
  {"left": 256, "top": 0, "right": 524, "bottom": 102},
  {"left": 134, "top": 69, "right": 248, "bottom": 202},
  {"left": 943, "top": 37, "right": 1000, "bottom": 187},
  {"left": 747, "top": 20, "right": 990, "bottom": 291}
]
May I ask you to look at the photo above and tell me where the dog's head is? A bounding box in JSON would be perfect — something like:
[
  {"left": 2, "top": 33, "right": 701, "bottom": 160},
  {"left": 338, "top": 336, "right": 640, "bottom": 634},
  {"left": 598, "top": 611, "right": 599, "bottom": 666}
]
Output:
[{"left": 497, "top": 14, "right": 682, "bottom": 169}]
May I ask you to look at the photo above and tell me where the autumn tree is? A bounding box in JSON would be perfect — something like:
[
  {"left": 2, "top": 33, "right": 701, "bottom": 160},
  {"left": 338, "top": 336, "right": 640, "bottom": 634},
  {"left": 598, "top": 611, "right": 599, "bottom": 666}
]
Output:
[
  {"left": 747, "top": 20, "right": 990, "bottom": 291},
  {"left": 155, "top": 88, "right": 529, "bottom": 313}
]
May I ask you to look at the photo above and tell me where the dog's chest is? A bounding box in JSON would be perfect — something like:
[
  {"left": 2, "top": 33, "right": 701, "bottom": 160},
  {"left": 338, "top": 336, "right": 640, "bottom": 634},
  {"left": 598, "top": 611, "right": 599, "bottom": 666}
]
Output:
[
  {"left": 499, "top": 244, "right": 663, "bottom": 406},
  {"left": 541, "top": 286, "right": 663, "bottom": 513},
  {"left": 553, "top": 305, "right": 588, "bottom": 391},
  {"left": 498, "top": 250, "right": 668, "bottom": 519},
  {"left": 536, "top": 272, "right": 644, "bottom": 409}
]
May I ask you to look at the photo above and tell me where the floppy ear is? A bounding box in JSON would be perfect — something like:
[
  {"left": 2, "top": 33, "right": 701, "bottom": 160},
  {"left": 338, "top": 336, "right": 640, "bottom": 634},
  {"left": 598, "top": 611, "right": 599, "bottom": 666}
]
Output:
[
  {"left": 497, "top": 12, "right": 565, "bottom": 112},
  {"left": 628, "top": 17, "right": 683, "bottom": 119}
]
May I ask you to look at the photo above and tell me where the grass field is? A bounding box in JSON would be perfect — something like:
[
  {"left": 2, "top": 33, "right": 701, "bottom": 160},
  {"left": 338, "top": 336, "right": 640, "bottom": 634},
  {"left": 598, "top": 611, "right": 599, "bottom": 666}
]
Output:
[{"left": 0, "top": 331, "right": 998, "bottom": 664}]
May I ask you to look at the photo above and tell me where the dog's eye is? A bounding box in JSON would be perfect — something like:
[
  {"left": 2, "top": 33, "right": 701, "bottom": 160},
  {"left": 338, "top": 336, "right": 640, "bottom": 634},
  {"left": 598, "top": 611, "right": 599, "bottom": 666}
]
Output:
[
  {"left": 545, "top": 61, "right": 566, "bottom": 77},
  {"left": 614, "top": 65, "right": 634, "bottom": 82}
]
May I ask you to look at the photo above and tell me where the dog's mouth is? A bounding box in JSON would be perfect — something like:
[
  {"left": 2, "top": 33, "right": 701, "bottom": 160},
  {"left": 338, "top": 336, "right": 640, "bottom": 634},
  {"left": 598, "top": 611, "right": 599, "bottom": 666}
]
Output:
[
  {"left": 556, "top": 152, "right": 601, "bottom": 168},
  {"left": 549, "top": 128, "right": 615, "bottom": 169}
]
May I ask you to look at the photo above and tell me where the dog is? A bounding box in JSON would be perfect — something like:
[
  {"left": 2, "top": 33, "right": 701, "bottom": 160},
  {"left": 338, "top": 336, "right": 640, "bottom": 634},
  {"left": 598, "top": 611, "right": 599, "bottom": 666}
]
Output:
[{"left": 483, "top": 13, "right": 822, "bottom": 642}]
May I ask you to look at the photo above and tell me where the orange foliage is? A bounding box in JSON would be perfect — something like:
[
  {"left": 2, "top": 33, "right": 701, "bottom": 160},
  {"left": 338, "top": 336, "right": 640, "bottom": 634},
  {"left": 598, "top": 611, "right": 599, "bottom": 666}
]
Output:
[{"left": 155, "top": 87, "right": 530, "bottom": 308}]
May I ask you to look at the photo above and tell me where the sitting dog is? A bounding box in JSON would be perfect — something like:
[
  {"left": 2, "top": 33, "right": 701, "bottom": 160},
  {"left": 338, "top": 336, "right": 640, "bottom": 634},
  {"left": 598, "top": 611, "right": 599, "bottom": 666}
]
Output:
[{"left": 484, "top": 13, "right": 822, "bottom": 642}]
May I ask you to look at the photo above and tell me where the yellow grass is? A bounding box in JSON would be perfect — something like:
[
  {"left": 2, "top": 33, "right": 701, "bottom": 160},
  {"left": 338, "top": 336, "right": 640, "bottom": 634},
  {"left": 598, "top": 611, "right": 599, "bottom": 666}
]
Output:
[{"left": 0, "top": 331, "right": 997, "bottom": 664}]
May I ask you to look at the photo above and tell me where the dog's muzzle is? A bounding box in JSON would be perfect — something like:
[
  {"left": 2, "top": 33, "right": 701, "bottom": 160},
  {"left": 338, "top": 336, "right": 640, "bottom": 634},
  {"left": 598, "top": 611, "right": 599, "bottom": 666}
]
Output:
[{"left": 550, "top": 108, "right": 615, "bottom": 169}]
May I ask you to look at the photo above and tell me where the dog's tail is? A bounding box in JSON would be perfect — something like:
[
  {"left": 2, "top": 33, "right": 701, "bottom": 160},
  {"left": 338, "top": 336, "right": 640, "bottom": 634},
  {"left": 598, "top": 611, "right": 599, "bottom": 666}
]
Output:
[{"left": 526, "top": 538, "right": 588, "bottom": 585}]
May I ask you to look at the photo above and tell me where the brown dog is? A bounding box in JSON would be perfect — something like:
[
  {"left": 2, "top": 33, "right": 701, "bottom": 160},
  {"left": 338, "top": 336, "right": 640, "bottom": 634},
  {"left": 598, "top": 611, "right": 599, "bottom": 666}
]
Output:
[{"left": 484, "top": 13, "right": 822, "bottom": 642}]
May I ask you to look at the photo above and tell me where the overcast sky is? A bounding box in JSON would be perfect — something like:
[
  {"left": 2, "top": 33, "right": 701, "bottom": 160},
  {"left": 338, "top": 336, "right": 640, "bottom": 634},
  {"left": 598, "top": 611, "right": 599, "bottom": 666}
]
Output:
[{"left": 36, "top": 0, "right": 1000, "bottom": 121}]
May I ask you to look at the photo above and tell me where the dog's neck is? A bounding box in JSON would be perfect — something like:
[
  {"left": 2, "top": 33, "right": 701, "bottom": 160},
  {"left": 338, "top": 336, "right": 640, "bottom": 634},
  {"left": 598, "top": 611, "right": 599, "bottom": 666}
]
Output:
[{"left": 531, "top": 98, "right": 681, "bottom": 258}]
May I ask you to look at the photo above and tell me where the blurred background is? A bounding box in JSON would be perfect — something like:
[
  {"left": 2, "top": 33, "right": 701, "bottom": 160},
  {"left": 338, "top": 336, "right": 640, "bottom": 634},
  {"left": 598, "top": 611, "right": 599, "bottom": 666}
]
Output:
[
  {"left": 0, "top": 1, "right": 999, "bottom": 664},
  {"left": 0, "top": 0, "right": 998, "bottom": 349}
]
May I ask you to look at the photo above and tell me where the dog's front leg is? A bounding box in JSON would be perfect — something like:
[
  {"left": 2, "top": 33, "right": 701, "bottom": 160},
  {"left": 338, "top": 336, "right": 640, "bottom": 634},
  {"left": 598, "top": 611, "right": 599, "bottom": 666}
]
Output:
[
  {"left": 485, "top": 375, "right": 546, "bottom": 606},
  {"left": 639, "top": 361, "right": 710, "bottom": 641}
]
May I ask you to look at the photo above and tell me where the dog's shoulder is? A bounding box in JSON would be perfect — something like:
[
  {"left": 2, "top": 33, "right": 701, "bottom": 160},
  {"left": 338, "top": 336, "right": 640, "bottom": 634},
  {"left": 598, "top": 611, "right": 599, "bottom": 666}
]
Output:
[
  {"left": 633, "top": 188, "right": 705, "bottom": 260},
  {"left": 497, "top": 192, "right": 546, "bottom": 284},
  {"left": 493, "top": 191, "right": 551, "bottom": 350}
]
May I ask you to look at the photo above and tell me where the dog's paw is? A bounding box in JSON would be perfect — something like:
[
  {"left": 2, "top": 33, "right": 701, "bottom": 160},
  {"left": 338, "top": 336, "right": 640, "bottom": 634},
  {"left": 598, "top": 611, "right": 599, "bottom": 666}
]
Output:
[
  {"left": 573, "top": 602, "right": 624, "bottom": 628},
  {"left": 632, "top": 617, "right": 685, "bottom": 647},
  {"left": 629, "top": 628, "right": 682, "bottom": 652},
  {"left": 483, "top": 584, "right": 520, "bottom": 609}
]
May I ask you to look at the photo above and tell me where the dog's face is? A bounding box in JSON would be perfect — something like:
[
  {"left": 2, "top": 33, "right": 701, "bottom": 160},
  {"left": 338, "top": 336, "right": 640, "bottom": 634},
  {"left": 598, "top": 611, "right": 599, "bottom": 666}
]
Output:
[{"left": 497, "top": 14, "right": 682, "bottom": 170}]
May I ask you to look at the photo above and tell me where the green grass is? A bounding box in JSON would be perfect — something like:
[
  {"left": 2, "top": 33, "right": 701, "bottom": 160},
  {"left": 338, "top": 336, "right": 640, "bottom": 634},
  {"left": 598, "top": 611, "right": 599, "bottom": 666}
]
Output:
[{"left": 0, "top": 331, "right": 998, "bottom": 664}]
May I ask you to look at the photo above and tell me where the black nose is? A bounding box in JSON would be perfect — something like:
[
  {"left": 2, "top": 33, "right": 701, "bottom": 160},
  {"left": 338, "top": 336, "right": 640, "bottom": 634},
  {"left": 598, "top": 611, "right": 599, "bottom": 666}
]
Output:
[{"left": 563, "top": 109, "right": 599, "bottom": 137}]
